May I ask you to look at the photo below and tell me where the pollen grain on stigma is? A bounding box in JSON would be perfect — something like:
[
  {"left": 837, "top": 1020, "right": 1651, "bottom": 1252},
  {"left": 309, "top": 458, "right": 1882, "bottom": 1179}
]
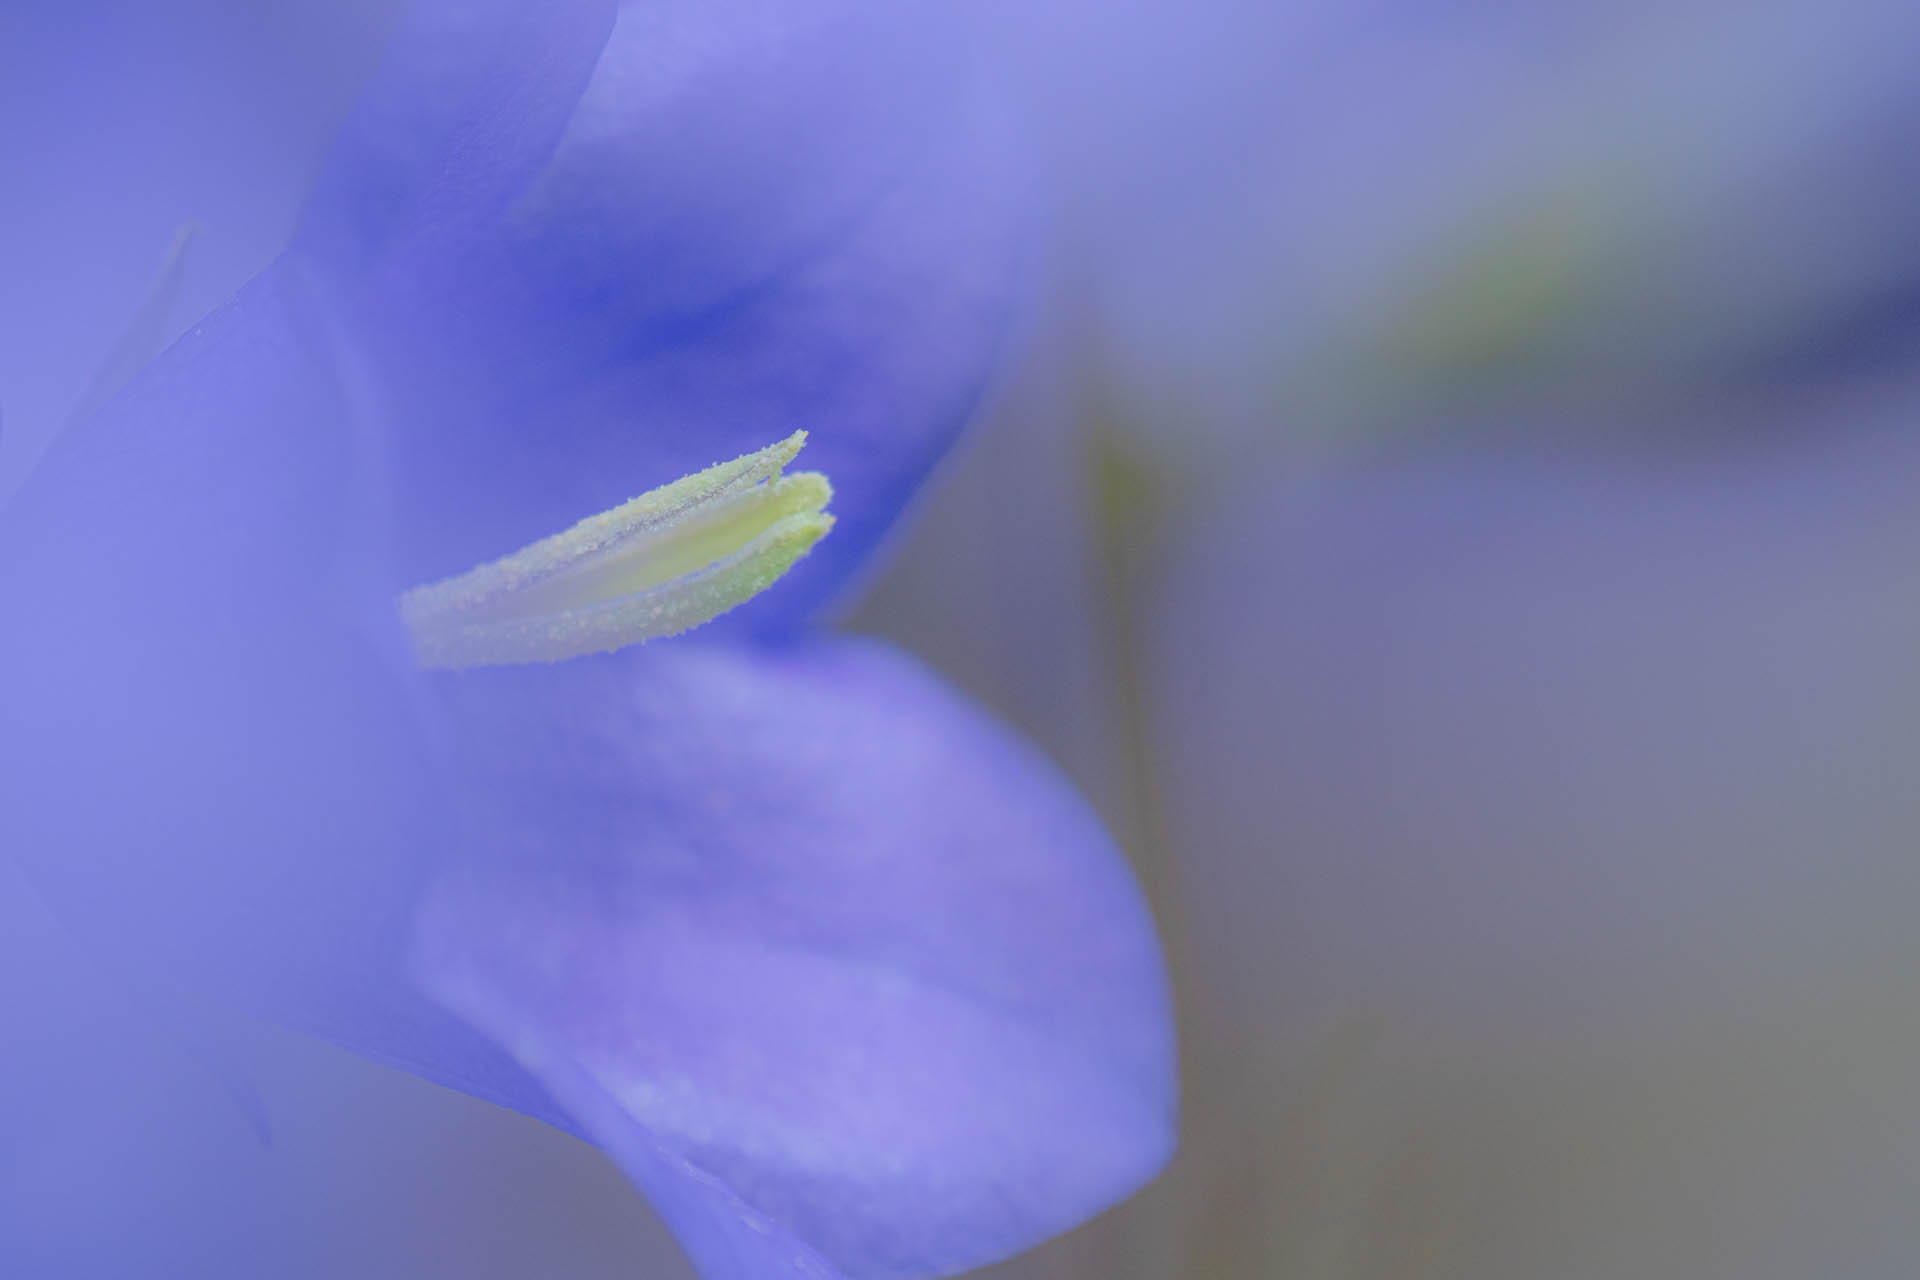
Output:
[{"left": 400, "top": 431, "right": 833, "bottom": 669}]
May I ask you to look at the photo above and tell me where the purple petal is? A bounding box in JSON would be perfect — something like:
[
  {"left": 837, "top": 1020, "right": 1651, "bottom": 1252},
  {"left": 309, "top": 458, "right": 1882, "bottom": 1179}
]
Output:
[
  {"left": 0, "top": 0, "right": 390, "bottom": 494},
  {"left": 296, "top": 0, "right": 619, "bottom": 275},
  {"left": 0, "top": 257, "right": 573, "bottom": 1129},
  {"left": 411, "top": 640, "right": 1174, "bottom": 1278},
  {"left": 0, "top": 0, "right": 625, "bottom": 1118},
  {"left": 302, "top": 1, "right": 1027, "bottom": 621}
]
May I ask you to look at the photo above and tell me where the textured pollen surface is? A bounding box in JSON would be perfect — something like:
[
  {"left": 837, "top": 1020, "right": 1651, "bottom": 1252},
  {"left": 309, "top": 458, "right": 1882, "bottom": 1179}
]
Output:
[{"left": 400, "top": 432, "right": 833, "bottom": 667}]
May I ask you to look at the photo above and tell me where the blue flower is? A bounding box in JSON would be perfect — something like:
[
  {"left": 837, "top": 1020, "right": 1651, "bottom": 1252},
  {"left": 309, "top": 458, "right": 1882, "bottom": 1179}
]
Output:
[{"left": 0, "top": 3, "right": 1174, "bottom": 1276}]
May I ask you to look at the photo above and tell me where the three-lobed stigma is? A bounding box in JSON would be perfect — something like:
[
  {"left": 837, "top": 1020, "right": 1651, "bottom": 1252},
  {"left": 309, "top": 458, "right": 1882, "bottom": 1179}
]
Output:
[{"left": 399, "top": 432, "right": 833, "bottom": 669}]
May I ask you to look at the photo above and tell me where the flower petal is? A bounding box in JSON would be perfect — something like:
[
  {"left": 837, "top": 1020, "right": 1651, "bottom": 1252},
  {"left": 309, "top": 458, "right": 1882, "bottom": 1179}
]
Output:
[
  {"left": 295, "top": 0, "right": 620, "bottom": 275},
  {"left": 301, "top": 0, "right": 1027, "bottom": 622},
  {"left": 410, "top": 640, "right": 1174, "bottom": 1279},
  {"left": 0, "top": 261, "right": 579, "bottom": 1135},
  {"left": 0, "top": 0, "right": 390, "bottom": 494}
]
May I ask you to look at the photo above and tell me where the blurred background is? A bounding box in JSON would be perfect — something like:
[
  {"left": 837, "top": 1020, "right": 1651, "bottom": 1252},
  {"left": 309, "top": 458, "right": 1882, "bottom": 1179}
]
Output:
[{"left": 6, "top": 1, "right": 1920, "bottom": 1276}]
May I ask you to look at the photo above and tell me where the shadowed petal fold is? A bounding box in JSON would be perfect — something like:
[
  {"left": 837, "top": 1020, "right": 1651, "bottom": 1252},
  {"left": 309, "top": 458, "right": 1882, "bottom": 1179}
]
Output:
[
  {"left": 299, "top": 0, "right": 1027, "bottom": 618},
  {"left": 411, "top": 640, "right": 1175, "bottom": 1279},
  {"left": 296, "top": 0, "right": 620, "bottom": 275}
]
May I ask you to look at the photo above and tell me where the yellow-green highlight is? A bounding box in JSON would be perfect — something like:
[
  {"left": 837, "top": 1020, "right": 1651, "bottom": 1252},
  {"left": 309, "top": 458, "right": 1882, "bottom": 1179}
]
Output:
[{"left": 401, "top": 432, "right": 833, "bottom": 668}]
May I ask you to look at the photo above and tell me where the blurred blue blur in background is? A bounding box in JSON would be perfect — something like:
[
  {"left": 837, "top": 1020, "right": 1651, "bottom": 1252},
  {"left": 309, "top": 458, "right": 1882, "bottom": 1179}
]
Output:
[{"left": 7, "top": 1, "right": 1920, "bottom": 1276}]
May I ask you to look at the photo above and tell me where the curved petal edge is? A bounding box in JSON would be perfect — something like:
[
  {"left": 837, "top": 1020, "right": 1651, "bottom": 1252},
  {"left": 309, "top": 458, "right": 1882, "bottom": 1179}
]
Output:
[{"left": 409, "top": 638, "right": 1175, "bottom": 1279}]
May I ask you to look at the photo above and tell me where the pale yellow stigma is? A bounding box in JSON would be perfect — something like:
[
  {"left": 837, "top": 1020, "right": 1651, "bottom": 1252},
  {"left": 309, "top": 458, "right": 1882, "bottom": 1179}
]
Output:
[{"left": 399, "top": 432, "right": 833, "bottom": 669}]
